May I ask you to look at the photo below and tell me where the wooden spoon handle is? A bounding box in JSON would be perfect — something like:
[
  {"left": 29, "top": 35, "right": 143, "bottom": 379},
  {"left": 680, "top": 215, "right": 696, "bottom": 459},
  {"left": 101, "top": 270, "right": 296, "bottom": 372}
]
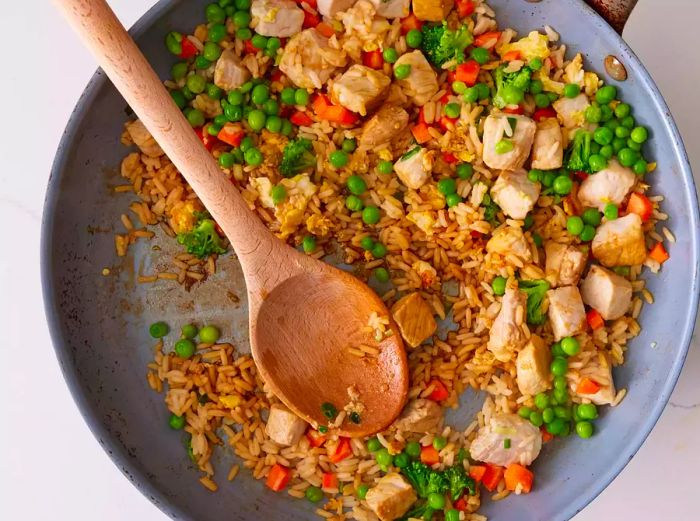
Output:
[{"left": 53, "top": 0, "right": 277, "bottom": 270}]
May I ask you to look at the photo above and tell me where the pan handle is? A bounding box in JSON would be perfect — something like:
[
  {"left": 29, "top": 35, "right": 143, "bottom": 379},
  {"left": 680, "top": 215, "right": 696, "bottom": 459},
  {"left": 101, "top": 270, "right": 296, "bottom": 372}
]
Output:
[{"left": 584, "top": 0, "right": 638, "bottom": 33}]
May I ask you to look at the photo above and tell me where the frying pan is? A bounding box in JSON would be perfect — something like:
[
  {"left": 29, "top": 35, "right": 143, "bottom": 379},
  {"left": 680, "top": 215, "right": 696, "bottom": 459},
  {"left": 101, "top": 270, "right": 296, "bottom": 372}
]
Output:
[{"left": 42, "top": 0, "right": 699, "bottom": 519}]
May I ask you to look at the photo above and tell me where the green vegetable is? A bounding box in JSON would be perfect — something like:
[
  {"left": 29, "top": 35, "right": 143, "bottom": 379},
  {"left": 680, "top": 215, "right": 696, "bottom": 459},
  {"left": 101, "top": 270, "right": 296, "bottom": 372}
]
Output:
[
  {"left": 585, "top": 104, "right": 602, "bottom": 123},
  {"left": 175, "top": 339, "right": 196, "bottom": 358},
  {"left": 495, "top": 139, "right": 514, "bottom": 154},
  {"left": 594, "top": 126, "right": 613, "bottom": 146},
  {"left": 618, "top": 147, "right": 640, "bottom": 167},
  {"left": 362, "top": 206, "right": 381, "bottom": 225},
  {"left": 595, "top": 84, "right": 617, "bottom": 104},
  {"left": 169, "top": 413, "right": 186, "bottom": 430},
  {"left": 444, "top": 465, "right": 476, "bottom": 499},
  {"left": 542, "top": 407, "right": 555, "bottom": 423},
  {"left": 295, "top": 89, "right": 310, "bottom": 106},
  {"left": 394, "top": 64, "right": 411, "bottom": 79},
  {"left": 554, "top": 405, "right": 571, "bottom": 420},
  {"left": 551, "top": 342, "right": 564, "bottom": 357},
  {"left": 401, "top": 460, "right": 475, "bottom": 502},
  {"left": 263, "top": 99, "right": 279, "bottom": 116},
  {"left": 342, "top": 138, "right": 357, "bottom": 153},
  {"left": 518, "top": 406, "right": 533, "bottom": 419},
  {"left": 576, "top": 421, "right": 594, "bottom": 438},
  {"left": 631, "top": 126, "right": 648, "bottom": 143},
  {"left": 603, "top": 203, "right": 618, "bottom": 221},
  {"left": 181, "top": 324, "right": 198, "bottom": 339},
  {"left": 199, "top": 325, "right": 220, "bottom": 344},
  {"left": 553, "top": 376, "right": 567, "bottom": 391},
  {"left": 321, "top": 402, "right": 337, "bottom": 419},
  {"left": 280, "top": 87, "right": 296, "bottom": 105},
  {"left": 374, "top": 267, "right": 390, "bottom": 283},
  {"left": 567, "top": 215, "right": 584, "bottom": 235},
  {"left": 247, "top": 109, "right": 266, "bottom": 131},
  {"left": 578, "top": 403, "right": 598, "bottom": 420},
  {"left": 566, "top": 129, "right": 593, "bottom": 172},
  {"left": 491, "top": 276, "right": 506, "bottom": 296},
  {"left": 219, "top": 152, "right": 235, "bottom": 168},
  {"left": 244, "top": 147, "right": 263, "bottom": 166},
  {"left": 305, "top": 486, "right": 324, "bottom": 502},
  {"left": 177, "top": 214, "right": 227, "bottom": 258},
  {"left": 452, "top": 81, "right": 467, "bottom": 94},
  {"left": 582, "top": 207, "right": 601, "bottom": 226},
  {"left": 437, "top": 178, "right": 457, "bottom": 195},
  {"left": 203, "top": 41, "right": 222, "bottom": 61},
  {"left": 615, "top": 125, "right": 630, "bottom": 138},
  {"left": 371, "top": 242, "right": 387, "bottom": 258},
  {"left": 563, "top": 83, "right": 580, "bottom": 98},
  {"left": 360, "top": 236, "right": 375, "bottom": 250},
  {"left": 482, "top": 196, "right": 501, "bottom": 226},
  {"left": 357, "top": 484, "right": 369, "bottom": 499},
  {"left": 445, "top": 510, "right": 460, "bottom": 521},
  {"left": 432, "top": 437, "right": 447, "bottom": 450},
  {"left": 463, "top": 87, "right": 479, "bottom": 103},
  {"left": 470, "top": 46, "right": 489, "bottom": 64},
  {"left": 589, "top": 154, "right": 607, "bottom": 172},
  {"left": 185, "top": 108, "right": 205, "bottom": 127},
  {"left": 444, "top": 103, "right": 461, "bottom": 119},
  {"left": 552, "top": 387, "right": 569, "bottom": 404},
  {"left": 551, "top": 356, "right": 568, "bottom": 376},
  {"left": 377, "top": 160, "right": 393, "bottom": 174},
  {"left": 406, "top": 29, "right": 423, "bottom": 48},
  {"left": 149, "top": 321, "right": 169, "bottom": 338},
  {"left": 492, "top": 64, "right": 532, "bottom": 109},
  {"left": 518, "top": 279, "right": 550, "bottom": 325},
  {"left": 383, "top": 48, "right": 399, "bottom": 63},
  {"left": 427, "top": 493, "right": 445, "bottom": 510},
  {"left": 529, "top": 57, "right": 543, "bottom": 70},
  {"left": 347, "top": 175, "right": 366, "bottom": 195},
  {"left": 529, "top": 79, "right": 543, "bottom": 95},
  {"left": 421, "top": 22, "right": 473, "bottom": 67},
  {"left": 271, "top": 184, "right": 287, "bottom": 205},
  {"left": 633, "top": 159, "right": 648, "bottom": 175},
  {"left": 208, "top": 23, "right": 227, "bottom": 43},
  {"left": 446, "top": 194, "right": 462, "bottom": 208},
  {"left": 406, "top": 441, "right": 421, "bottom": 459},
  {"left": 376, "top": 448, "right": 393, "bottom": 467},
  {"left": 265, "top": 116, "right": 282, "bottom": 133},
  {"left": 534, "top": 93, "right": 550, "bottom": 108},
  {"left": 456, "top": 163, "right": 473, "bottom": 179},
  {"left": 394, "top": 452, "right": 410, "bottom": 468},
  {"left": 302, "top": 235, "right": 316, "bottom": 253},
  {"left": 529, "top": 411, "right": 543, "bottom": 427},
  {"left": 224, "top": 104, "right": 242, "bottom": 122},
  {"left": 580, "top": 224, "right": 596, "bottom": 242},
  {"left": 367, "top": 437, "right": 382, "bottom": 452},
  {"left": 553, "top": 175, "right": 573, "bottom": 195},
  {"left": 170, "top": 90, "right": 187, "bottom": 109},
  {"left": 280, "top": 138, "right": 316, "bottom": 177},
  {"left": 330, "top": 150, "right": 349, "bottom": 168},
  {"left": 346, "top": 195, "right": 363, "bottom": 212},
  {"left": 534, "top": 392, "right": 550, "bottom": 410}
]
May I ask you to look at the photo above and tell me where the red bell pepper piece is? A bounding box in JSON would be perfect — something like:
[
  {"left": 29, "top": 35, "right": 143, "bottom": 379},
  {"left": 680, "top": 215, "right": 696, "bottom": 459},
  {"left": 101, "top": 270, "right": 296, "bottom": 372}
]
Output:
[
  {"left": 290, "top": 111, "right": 314, "bottom": 126},
  {"left": 468, "top": 465, "right": 487, "bottom": 483},
  {"left": 439, "top": 115, "right": 458, "bottom": 131},
  {"left": 244, "top": 40, "right": 258, "bottom": 54},
  {"left": 194, "top": 127, "right": 216, "bottom": 151},
  {"left": 481, "top": 464, "right": 504, "bottom": 492},
  {"left": 362, "top": 49, "right": 384, "bottom": 70},
  {"left": 442, "top": 152, "right": 458, "bottom": 164},
  {"left": 576, "top": 377, "right": 601, "bottom": 395},
  {"left": 306, "top": 429, "right": 327, "bottom": 448},
  {"left": 455, "top": 60, "right": 480, "bottom": 86},
  {"left": 502, "top": 50, "right": 522, "bottom": 61},
  {"left": 302, "top": 10, "right": 321, "bottom": 29},
  {"left": 503, "top": 106, "right": 524, "bottom": 115},
  {"left": 456, "top": 0, "right": 475, "bottom": 17},
  {"left": 626, "top": 192, "right": 653, "bottom": 222},
  {"left": 322, "top": 472, "right": 338, "bottom": 490},
  {"left": 328, "top": 437, "right": 353, "bottom": 463},
  {"left": 316, "top": 22, "right": 336, "bottom": 38},
  {"left": 179, "top": 37, "right": 198, "bottom": 59},
  {"left": 474, "top": 31, "right": 501, "bottom": 48},
  {"left": 216, "top": 123, "right": 244, "bottom": 147},
  {"left": 533, "top": 107, "right": 557, "bottom": 122},
  {"left": 454, "top": 497, "right": 468, "bottom": 511},
  {"left": 400, "top": 13, "right": 423, "bottom": 34},
  {"left": 265, "top": 464, "right": 292, "bottom": 491},
  {"left": 428, "top": 379, "right": 449, "bottom": 401}
]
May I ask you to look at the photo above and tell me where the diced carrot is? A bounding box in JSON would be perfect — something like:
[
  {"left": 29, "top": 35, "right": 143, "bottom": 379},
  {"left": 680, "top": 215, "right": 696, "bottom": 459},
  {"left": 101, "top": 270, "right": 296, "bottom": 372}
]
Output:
[
  {"left": 474, "top": 31, "right": 501, "bottom": 48},
  {"left": 649, "top": 242, "right": 670, "bottom": 264},
  {"left": 586, "top": 308, "right": 605, "bottom": 330},
  {"left": 244, "top": 39, "right": 258, "bottom": 54},
  {"left": 411, "top": 122, "right": 432, "bottom": 144},
  {"left": 216, "top": 123, "right": 244, "bottom": 147},
  {"left": 302, "top": 10, "right": 320, "bottom": 29},
  {"left": 428, "top": 379, "right": 449, "bottom": 401},
  {"left": 265, "top": 464, "right": 292, "bottom": 491},
  {"left": 481, "top": 464, "right": 504, "bottom": 492},
  {"left": 468, "top": 465, "right": 487, "bottom": 483},
  {"left": 316, "top": 22, "right": 336, "bottom": 38},
  {"left": 311, "top": 93, "right": 331, "bottom": 112},
  {"left": 420, "top": 445, "right": 440, "bottom": 465},
  {"left": 312, "top": 93, "right": 359, "bottom": 125},
  {"left": 322, "top": 472, "right": 338, "bottom": 490},
  {"left": 455, "top": 60, "right": 480, "bottom": 86},
  {"left": 442, "top": 152, "right": 458, "bottom": 164},
  {"left": 290, "top": 111, "right": 314, "bottom": 126},
  {"left": 626, "top": 192, "right": 653, "bottom": 222},
  {"left": 502, "top": 50, "right": 522, "bottom": 61},
  {"left": 362, "top": 49, "right": 384, "bottom": 70},
  {"left": 541, "top": 428, "right": 554, "bottom": 443},
  {"left": 179, "top": 37, "right": 198, "bottom": 59},
  {"left": 504, "top": 464, "right": 534, "bottom": 494},
  {"left": 455, "top": 0, "right": 475, "bottom": 17},
  {"left": 329, "top": 437, "right": 353, "bottom": 463},
  {"left": 577, "top": 377, "right": 601, "bottom": 395},
  {"left": 503, "top": 106, "right": 524, "bottom": 115},
  {"left": 306, "top": 429, "right": 327, "bottom": 448},
  {"left": 454, "top": 497, "right": 469, "bottom": 511},
  {"left": 400, "top": 13, "right": 423, "bottom": 34},
  {"left": 533, "top": 107, "right": 557, "bottom": 122}
]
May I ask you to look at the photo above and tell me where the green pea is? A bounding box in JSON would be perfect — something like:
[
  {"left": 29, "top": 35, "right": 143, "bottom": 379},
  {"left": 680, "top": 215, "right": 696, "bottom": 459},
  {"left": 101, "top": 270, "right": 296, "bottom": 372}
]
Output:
[
  {"left": 224, "top": 103, "right": 243, "bottom": 122},
  {"left": 208, "top": 23, "right": 227, "bottom": 43},
  {"left": 175, "top": 338, "right": 196, "bottom": 358},
  {"left": 360, "top": 236, "right": 375, "bottom": 250},
  {"left": 374, "top": 267, "right": 390, "bottom": 283},
  {"left": 463, "top": 87, "right": 479, "bottom": 104},
  {"left": 589, "top": 154, "right": 608, "bottom": 172},
  {"left": 165, "top": 31, "right": 183, "bottom": 55},
  {"left": 534, "top": 392, "right": 550, "bottom": 410},
  {"left": 294, "top": 89, "right": 310, "bottom": 106},
  {"left": 266, "top": 37, "right": 281, "bottom": 52},
  {"left": 590, "top": 141, "right": 601, "bottom": 155},
  {"left": 432, "top": 436, "right": 447, "bottom": 450},
  {"left": 251, "top": 84, "right": 269, "bottom": 105},
  {"left": 615, "top": 125, "right": 630, "bottom": 139},
  {"left": 539, "top": 170, "right": 554, "bottom": 186},
  {"left": 551, "top": 357, "right": 568, "bottom": 377},
  {"left": 582, "top": 208, "right": 601, "bottom": 226},
  {"left": 346, "top": 195, "right": 364, "bottom": 212},
  {"left": 226, "top": 90, "right": 242, "bottom": 106},
  {"left": 236, "top": 27, "right": 252, "bottom": 40},
  {"left": 595, "top": 84, "right": 617, "bottom": 104},
  {"left": 529, "top": 57, "right": 543, "bottom": 70},
  {"left": 383, "top": 48, "right": 399, "bottom": 64},
  {"left": 471, "top": 46, "right": 490, "bottom": 65},
  {"left": 330, "top": 150, "right": 349, "bottom": 169},
  {"left": 501, "top": 85, "right": 524, "bottom": 105},
  {"left": 205, "top": 3, "right": 226, "bottom": 23},
  {"left": 195, "top": 55, "right": 212, "bottom": 69},
  {"left": 444, "top": 193, "right": 460, "bottom": 208},
  {"left": 563, "top": 83, "right": 580, "bottom": 98},
  {"left": 445, "top": 510, "right": 460, "bottom": 521},
  {"left": 262, "top": 99, "right": 279, "bottom": 117},
  {"left": 611, "top": 137, "right": 625, "bottom": 153},
  {"left": 185, "top": 108, "right": 205, "bottom": 127},
  {"left": 265, "top": 115, "right": 282, "bottom": 133},
  {"left": 633, "top": 159, "right": 648, "bottom": 176},
  {"left": 613, "top": 102, "right": 630, "bottom": 118},
  {"left": 593, "top": 127, "right": 613, "bottom": 146},
  {"left": 580, "top": 224, "right": 595, "bottom": 242},
  {"left": 600, "top": 104, "right": 613, "bottom": 122},
  {"left": 305, "top": 486, "right": 324, "bottom": 502},
  {"left": 362, "top": 206, "right": 381, "bottom": 225},
  {"left": 244, "top": 147, "right": 263, "bottom": 165},
  {"left": 406, "top": 29, "right": 423, "bottom": 48},
  {"left": 566, "top": 215, "right": 584, "bottom": 235},
  {"left": 240, "top": 136, "right": 254, "bottom": 153},
  {"left": 529, "top": 79, "right": 543, "bottom": 95},
  {"left": 488, "top": 275, "right": 507, "bottom": 296},
  {"left": 618, "top": 147, "right": 639, "bottom": 167},
  {"left": 394, "top": 64, "right": 411, "bottom": 79},
  {"left": 181, "top": 324, "right": 198, "bottom": 339},
  {"left": 585, "top": 104, "right": 602, "bottom": 123},
  {"left": 171, "top": 62, "right": 189, "bottom": 81},
  {"left": 518, "top": 406, "right": 533, "bottom": 419},
  {"left": 219, "top": 152, "right": 235, "bottom": 168},
  {"left": 235, "top": 0, "right": 251, "bottom": 9},
  {"left": 547, "top": 91, "right": 559, "bottom": 102},
  {"left": 366, "top": 437, "right": 382, "bottom": 452},
  {"left": 444, "top": 103, "right": 461, "bottom": 119},
  {"left": 553, "top": 375, "right": 568, "bottom": 391},
  {"left": 456, "top": 163, "right": 473, "bottom": 179},
  {"left": 149, "top": 321, "right": 169, "bottom": 338},
  {"left": 495, "top": 139, "right": 514, "bottom": 154},
  {"left": 631, "top": 126, "right": 648, "bottom": 143},
  {"left": 341, "top": 139, "right": 357, "bottom": 154},
  {"left": 545, "top": 418, "right": 565, "bottom": 436},
  {"left": 534, "top": 93, "right": 551, "bottom": 108},
  {"left": 169, "top": 413, "right": 186, "bottom": 430},
  {"left": 542, "top": 407, "right": 555, "bottom": 424},
  {"left": 627, "top": 138, "right": 642, "bottom": 151},
  {"left": 281, "top": 119, "right": 293, "bottom": 136},
  {"left": 251, "top": 33, "right": 268, "bottom": 50},
  {"left": 600, "top": 145, "right": 613, "bottom": 159},
  {"left": 405, "top": 441, "right": 421, "bottom": 458},
  {"left": 198, "top": 325, "right": 221, "bottom": 344},
  {"left": 280, "top": 87, "right": 296, "bottom": 105},
  {"left": 553, "top": 175, "right": 573, "bottom": 195},
  {"left": 527, "top": 169, "right": 541, "bottom": 183},
  {"left": 578, "top": 403, "right": 599, "bottom": 420},
  {"left": 575, "top": 421, "right": 594, "bottom": 439},
  {"left": 170, "top": 90, "right": 187, "bottom": 110},
  {"left": 529, "top": 410, "right": 544, "bottom": 427},
  {"left": 375, "top": 448, "right": 393, "bottom": 467},
  {"left": 603, "top": 203, "right": 618, "bottom": 221},
  {"left": 186, "top": 74, "right": 206, "bottom": 94},
  {"left": 477, "top": 82, "right": 491, "bottom": 100},
  {"left": 371, "top": 242, "right": 387, "bottom": 258},
  {"left": 620, "top": 115, "right": 635, "bottom": 129},
  {"left": 377, "top": 160, "right": 393, "bottom": 174},
  {"left": 551, "top": 342, "right": 565, "bottom": 357},
  {"left": 554, "top": 405, "right": 572, "bottom": 421},
  {"left": 426, "top": 493, "right": 445, "bottom": 510},
  {"left": 437, "top": 178, "right": 457, "bottom": 196},
  {"left": 355, "top": 483, "right": 370, "bottom": 500},
  {"left": 452, "top": 81, "right": 467, "bottom": 95},
  {"left": 248, "top": 109, "right": 267, "bottom": 130},
  {"left": 523, "top": 214, "right": 534, "bottom": 231},
  {"left": 203, "top": 41, "right": 222, "bottom": 62}
]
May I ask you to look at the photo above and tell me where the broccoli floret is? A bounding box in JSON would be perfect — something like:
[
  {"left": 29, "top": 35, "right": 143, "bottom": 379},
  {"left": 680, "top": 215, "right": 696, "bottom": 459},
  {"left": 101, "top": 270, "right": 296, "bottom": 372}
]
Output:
[
  {"left": 176, "top": 213, "right": 227, "bottom": 259},
  {"left": 567, "top": 128, "right": 593, "bottom": 172},
  {"left": 279, "top": 137, "right": 316, "bottom": 177},
  {"left": 492, "top": 64, "right": 532, "bottom": 108},
  {"left": 518, "top": 279, "right": 551, "bottom": 325},
  {"left": 481, "top": 193, "right": 502, "bottom": 226},
  {"left": 444, "top": 465, "right": 476, "bottom": 500},
  {"left": 421, "top": 23, "right": 473, "bottom": 68},
  {"left": 401, "top": 460, "right": 432, "bottom": 498},
  {"left": 427, "top": 470, "right": 448, "bottom": 496},
  {"left": 400, "top": 502, "right": 435, "bottom": 521}
]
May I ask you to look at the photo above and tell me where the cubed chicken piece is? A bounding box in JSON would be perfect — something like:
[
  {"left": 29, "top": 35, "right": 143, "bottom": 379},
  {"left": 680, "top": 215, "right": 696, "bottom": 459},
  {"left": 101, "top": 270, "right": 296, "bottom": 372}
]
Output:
[
  {"left": 578, "top": 160, "right": 637, "bottom": 211},
  {"left": 394, "top": 399, "right": 442, "bottom": 433},
  {"left": 580, "top": 265, "right": 632, "bottom": 320},
  {"left": 412, "top": 0, "right": 454, "bottom": 21},
  {"left": 391, "top": 292, "right": 437, "bottom": 348},
  {"left": 265, "top": 404, "right": 307, "bottom": 446},
  {"left": 487, "top": 286, "right": 528, "bottom": 362},
  {"left": 214, "top": 49, "right": 251, "bottom": 92},
  {"left": 486, "top": 225, "right": 532, "bottom": 262},
  {"left": 470, "top": 413, "right": 542, "bottom": 467},
  {"left": 591, "top": 213, "right": 647, "bottom": 267},
  {"left": 544, "top": 241, "right": 586, "bottom": 287},
  {"left": 279, "top": 29, "right": 347, "bottom": 89},
  {"left": 482, "top": 115, "right": 537, "bottom": 171},
  {"left": 317, "top": 0, "right": 358, "bottom": 17},
  {"left": 394, "top": 147, "right": 433, "bottom": 190},
  {"left": 359, "top": 105, "right": 409, "bottom": 148},
  {"left": 251, "top": 0, "right": 304, "bottom": 37},
  {"left": 368, "top": 0, "right": 410, "bottom": 18},
  {"left": 393, "top": 51, "right": 439, "bottom": 106},
  {"left": 490, "top": 169, "right": 541, "bottom": 220},
  {"left": 553, "top": 93, "right": 590, "bottom": 128},
  {"left": 125, "top": 119, "right": 163, "bottom": 158},
  {"left": 570, "top": 352, "right": 616, "bottom": 405},
  {"left": 366, "top": 473, "right": 417, "bottom": 521},
  {"left": 547, "top": 286, "right": 586, "bottom": 341},
  {"left": 330, "top": 65, "right": 391, "bottom": 116},
  {"left": 516, "top": 335, "right": 551, "bottom": 396},
  {"left": 530, "top": 118, "right": 563, "bottom": 170}
]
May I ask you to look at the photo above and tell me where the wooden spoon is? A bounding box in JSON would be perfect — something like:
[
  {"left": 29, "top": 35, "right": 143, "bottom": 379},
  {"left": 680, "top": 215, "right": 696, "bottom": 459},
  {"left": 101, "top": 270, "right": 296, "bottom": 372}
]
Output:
[{"left": 54, "top": 0, "right": 409, "bottom": 436}]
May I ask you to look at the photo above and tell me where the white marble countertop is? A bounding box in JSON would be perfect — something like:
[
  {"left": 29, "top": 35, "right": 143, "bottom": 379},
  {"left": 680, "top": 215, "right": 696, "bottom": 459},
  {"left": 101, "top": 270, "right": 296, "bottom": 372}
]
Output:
[{"left": 1, "top": 0, "right": 699, "bottom": 519}]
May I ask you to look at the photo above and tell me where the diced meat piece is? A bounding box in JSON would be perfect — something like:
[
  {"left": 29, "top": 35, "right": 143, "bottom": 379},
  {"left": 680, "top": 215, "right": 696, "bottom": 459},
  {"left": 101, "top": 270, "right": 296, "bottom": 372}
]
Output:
[
  {"left": 125, "top": 119, "right": 163, "bottom": 158},
  {"left": 487, "top": 286, "right": 528, "bottom": 362},
  {"left": 570, "top": 352, "right": 616, "bottom": 405},
  {"left": 279, "top": 29, "right": 347, "bottom": 89},
  {"left": 553, "top": 93, "right": 590, "bottom": 128},
  {"left": 591, "top": 213, "right": 647, "bottom": 267},
  {"left": 394, "top": 147, "right": 433, "bottom": 190},
  {"left": 544, "top": 242, "right": 586, "bottom": 287},
  {"left": 486, "top": 226, "right": 532, "bottom": 262},
  {"left": 352, "top": 506, "right": 381, "bottom": 521},
  {"left": 265, "top": 404, "right": 307, "bottom": 446},
  {"left": 580, "top": 265, "right": 632, "bottom": 320},
  {"left": 531, "top": 118, "right": 563, "bottom": 170},
  {"left": 359, "top": 105, "right": 409, "bottom": 148},
  {"left": 391, "top": 292, "right": 437, "bottom": 347},
  {"left": 393, "top": 51, "right": 439, "bottom": 106},
  {"left": 578, "top": 160, "right": 637, "bottom": 211},
  {"left": 368, "top": 0, "right": 410, "bottom": 18},
  {"left": 482, "top": 115, "right": 536, "bottom": 171},
  {"left": 412, "top": 0, "right": 454, "bottom": 21},
  {"left": 251, "top": 0, "right": 304, "bottom": 37},
  {"left": 366, "top": 473, "right": 417, "bottom": 521},
  {"left": 394, "top": 399, "right": 442, "bottom": 433},
  {"left": 516, "top": 335, "right": 551, "bottom": 396},
  {"left": 330, "top": 65, "right": 391, "bottom": 116},
  {"left": 214, "top": 48, "right": 251, "bottom": 91},
  {"left": 317, "top": 0, "right": 358, "bottom": 17},
  {"left": 470, "top": 413, "right": 542, "bottom": 467},
  {"left": 490, "top": 169, "right": 541, "bottom": 220},
  {"left": 547, "top": 286, "right": 586, "bottom": 341}
]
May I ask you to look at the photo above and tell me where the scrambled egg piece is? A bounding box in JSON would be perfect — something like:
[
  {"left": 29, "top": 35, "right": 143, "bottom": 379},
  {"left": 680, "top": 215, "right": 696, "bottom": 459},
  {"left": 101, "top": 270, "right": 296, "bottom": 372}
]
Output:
[
  {"left": 169, "top": 200, "right": 201, "bottom": 234},
  {"left": 412, "top": 260, "right": 437, "bottom": 288},
  {"left": 250, "top": 177, "right": 275, "bottom": 208},
  {"left": 407, "top": 211, "right": 436, "bottom": 235},
  {"left": 264, "top": 7, "right": 278, "bottom": 21},
  {"left": 219, "top": 395, "right": 242, "bottom": 409},
  {"left": 564, "top": 53, "right": 584, "bottom": 86},
  {"left": 498, "top": 31, "right": 551, "bottom": 61},
  {"left": 535, "top": 69, "right": 565, "bottom": 95},
  {"left": 584, "top": 71, "right": 600, "bottom": 96},
  {"left": 276, "top": 174, "right": 318, "bottom": 238},
  {"left": 305, "top": 214, "right": 332, "bottom": 236}
]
